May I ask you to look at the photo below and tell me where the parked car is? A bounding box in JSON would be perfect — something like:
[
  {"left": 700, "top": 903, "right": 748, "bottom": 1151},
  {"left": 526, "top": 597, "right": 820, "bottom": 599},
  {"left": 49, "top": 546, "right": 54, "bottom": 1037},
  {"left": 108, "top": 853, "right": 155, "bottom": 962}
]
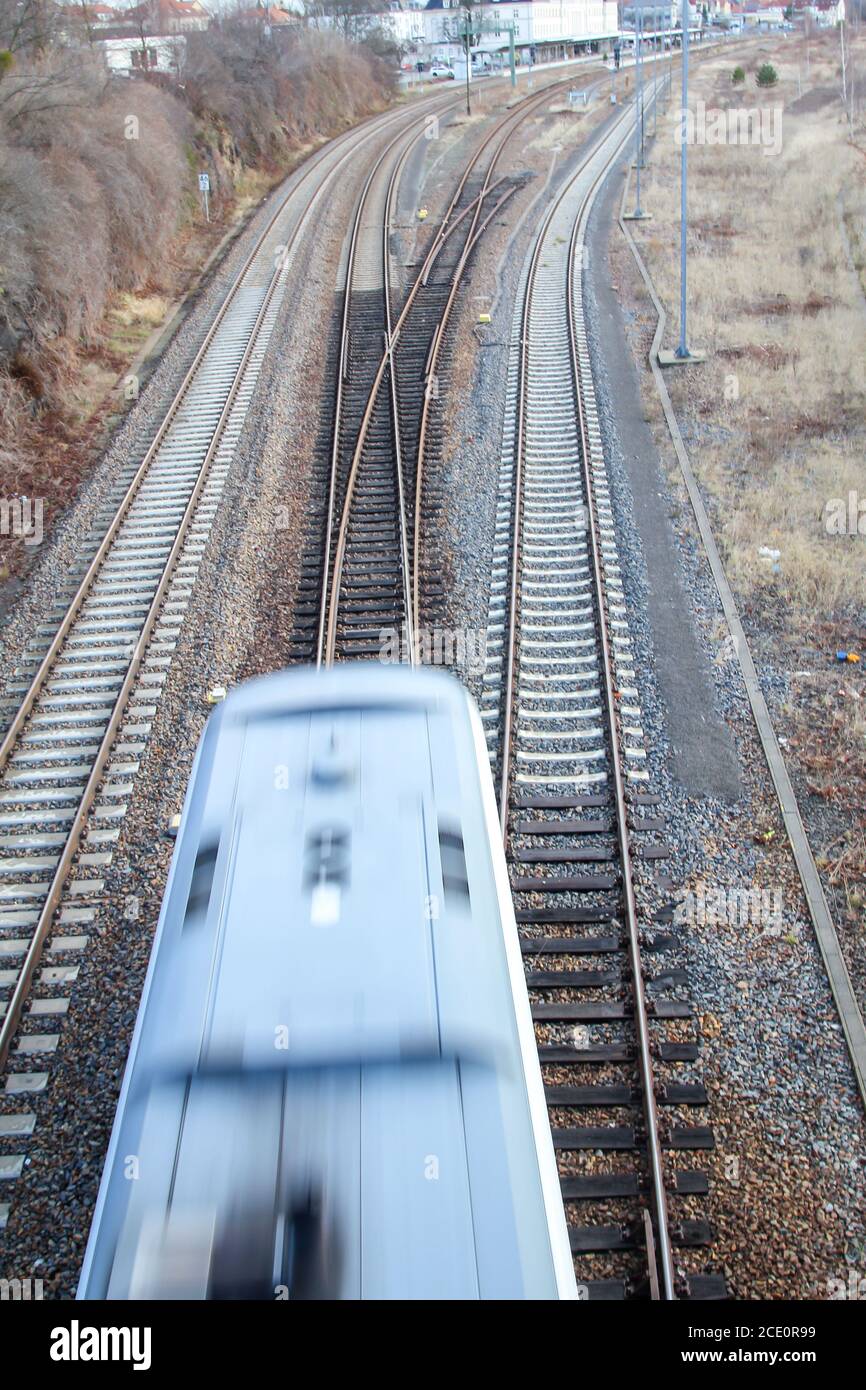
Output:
[{"left": 430, "top": 64, "right": 455, "bottom": 79}]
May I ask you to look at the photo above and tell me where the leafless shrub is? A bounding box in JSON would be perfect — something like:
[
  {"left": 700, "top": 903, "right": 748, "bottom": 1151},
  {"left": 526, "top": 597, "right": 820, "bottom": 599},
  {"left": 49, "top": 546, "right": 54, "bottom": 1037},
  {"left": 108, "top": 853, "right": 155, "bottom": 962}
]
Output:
[
  {"left": 0, "top": 0, "right": 59, "bottom": 62},
  {"left": 0, "top": 57, "right": 189, "bottom": 351},
  {"left": 0, "top": 27, "right": 394, "bottom": 580},
  {"left": 183, "top": 26, "right": 393, "bottom": 169}
]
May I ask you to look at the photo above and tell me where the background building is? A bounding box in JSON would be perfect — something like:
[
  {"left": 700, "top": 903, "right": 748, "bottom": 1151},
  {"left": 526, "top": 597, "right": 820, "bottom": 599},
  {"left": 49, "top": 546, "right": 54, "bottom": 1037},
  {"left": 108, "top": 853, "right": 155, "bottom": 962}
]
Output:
[{"left": 421, "top": 0, "right": 620, "bottom": 65}]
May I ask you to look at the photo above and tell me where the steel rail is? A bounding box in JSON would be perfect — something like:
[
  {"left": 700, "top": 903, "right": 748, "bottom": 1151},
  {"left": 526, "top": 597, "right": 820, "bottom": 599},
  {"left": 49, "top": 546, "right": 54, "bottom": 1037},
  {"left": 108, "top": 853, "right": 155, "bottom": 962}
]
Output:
[
  {"left": 410, "top": 74, "right": 615, "bottom": 641},
  {"left": 417, "top": 68, "right": 597, "bottom": 289},
  {"left": 411, "top": 164, "right": 510, "bottom": 638},
  {"left": 319, "top": 67, "right": 633, "bottom": 668},
  {"left": 313, "top": 114, "right": 431, "bottom": 668},
  {"left": 496, "top": 91, "right": 642, "bottom": 833},
  {"left": 383, "top": 133, "right": 418, "bottom": 668},
  {"left": 491, "top": 34, "right": 725, "bottom": 816},
  {"left": 323, "top": 73, "right": 605, "bottom": 667},
  {"left": 0, "top": 97, "right": 454, "bottom": 1074},
  {"left": 0, "top": 253, "right": 290, "bottom": 1072},
  {"left": 315, "top": 103, "right": 486, "bottom": 668},
  {"left": 0, "top": 97, "right": 446, "bottom": 776},
  {"left": 495, "top": 75, "right": 677, "bottom": 1298},
  {"left": 566, "top": 134, "right": 677, "bottom": 1303},
  {"left": 320, "top": 92, "right": 558, "bottom": 666}
]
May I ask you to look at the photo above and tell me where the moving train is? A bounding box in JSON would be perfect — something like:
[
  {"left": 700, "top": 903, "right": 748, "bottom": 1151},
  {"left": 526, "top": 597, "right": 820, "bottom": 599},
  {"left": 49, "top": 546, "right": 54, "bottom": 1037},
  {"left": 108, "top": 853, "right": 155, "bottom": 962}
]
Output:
[{"left": 78, "top": 665, "right": 575, "bottom": 1300}]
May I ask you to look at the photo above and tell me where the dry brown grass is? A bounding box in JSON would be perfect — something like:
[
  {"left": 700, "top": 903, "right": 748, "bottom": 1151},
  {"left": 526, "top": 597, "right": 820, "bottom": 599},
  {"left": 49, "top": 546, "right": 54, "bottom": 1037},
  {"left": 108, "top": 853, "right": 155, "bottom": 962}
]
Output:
[
  {"left": 621, "top": 35, "right": 866, "bottom": 922},
  {"left": 632, "top": 33, "right": 866, "bottom": 618}
]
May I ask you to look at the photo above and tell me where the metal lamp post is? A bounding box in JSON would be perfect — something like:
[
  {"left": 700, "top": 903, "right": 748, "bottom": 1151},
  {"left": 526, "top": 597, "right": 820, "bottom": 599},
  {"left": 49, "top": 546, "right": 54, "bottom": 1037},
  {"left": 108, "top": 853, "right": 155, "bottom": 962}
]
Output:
[
  {"left": 668, "top": 4, "right": 674, "bottom": 103},
  {"left": 658, "top": 0, "right": 705, "bottom": 364},
  {"left": 462, "top": 7, "right": 472, "bottom": 116},
  {"left": 637, "top": 4, "right": 646, "bottom": 167},
  {"left": 624, "top": 1, "right": 652, "bottom": 220},
  {"left": 675, "top": 0, "right": 690, "bottom": 357},
  {"left": 652, "top": 4, "right": 658, "bottom": 137}
]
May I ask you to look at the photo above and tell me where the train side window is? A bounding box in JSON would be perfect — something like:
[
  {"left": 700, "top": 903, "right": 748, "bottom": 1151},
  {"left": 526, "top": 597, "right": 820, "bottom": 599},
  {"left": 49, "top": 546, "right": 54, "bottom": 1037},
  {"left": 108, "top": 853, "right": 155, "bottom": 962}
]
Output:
[
  {"left": 182, "top": 840, "right": 219, "bottom": 929},
  {"left": 438, "top": 824, "right": 470, "bottom": 902}
]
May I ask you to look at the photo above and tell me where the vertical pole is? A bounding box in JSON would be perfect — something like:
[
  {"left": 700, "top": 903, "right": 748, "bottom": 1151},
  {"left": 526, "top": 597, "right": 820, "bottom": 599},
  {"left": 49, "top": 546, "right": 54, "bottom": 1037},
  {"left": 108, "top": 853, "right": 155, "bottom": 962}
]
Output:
[
  {"left": 464, "top": 10, "right": 471, "bottom": 116},
  {"left": 669, "top": 5, "right": 674, "bottom": 103},
  {"left": 634, "top": 6, "right": 644, "bottom": 214},
  {"left": 653, "top": 5, "right": 658, "bottom": 135},
  {"left": 510, "top": 26, "right": 516, "bottom": 86},
  {"left": 637, "top": 3, "right": 645, "bottom": 166},
  {"left": 676, "top": 0, "right": 690, "bottom": 358},
  {"left": 856, "top": 19, "right": 861, "bottom": 133},
  {"left": 840, "top": 18, "right": 848, "bottom": 128}
]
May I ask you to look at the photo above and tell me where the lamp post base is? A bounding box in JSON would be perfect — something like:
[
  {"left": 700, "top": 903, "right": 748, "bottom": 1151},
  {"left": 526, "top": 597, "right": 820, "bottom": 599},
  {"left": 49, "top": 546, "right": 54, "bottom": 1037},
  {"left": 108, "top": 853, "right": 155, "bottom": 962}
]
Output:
[
  {"left": 623, "top": 211, "right": 653, "bottom": 221},
  {"left": 658, "top": 347, "right": 708, "bottom": 366}
]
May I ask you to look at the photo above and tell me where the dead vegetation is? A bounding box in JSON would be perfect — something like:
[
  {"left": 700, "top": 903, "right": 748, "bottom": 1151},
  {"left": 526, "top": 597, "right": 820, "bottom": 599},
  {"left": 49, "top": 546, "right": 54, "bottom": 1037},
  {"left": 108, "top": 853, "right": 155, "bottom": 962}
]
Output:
[
  {"left": 0, "top": 28, "right": 394, "bottom": 583},
  {"left": 633, "top": 33, "right": 866, "bottom": 620},
  {"left": 623, "top": 31, "right": 866, "bottom": 954}
]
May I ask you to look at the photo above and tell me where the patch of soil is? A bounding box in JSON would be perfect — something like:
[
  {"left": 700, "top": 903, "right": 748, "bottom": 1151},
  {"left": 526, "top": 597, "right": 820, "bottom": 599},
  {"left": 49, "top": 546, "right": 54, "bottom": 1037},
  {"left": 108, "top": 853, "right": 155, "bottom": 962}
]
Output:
[{"left": 787, "top": 85, "right": 840, "bottom": 115}]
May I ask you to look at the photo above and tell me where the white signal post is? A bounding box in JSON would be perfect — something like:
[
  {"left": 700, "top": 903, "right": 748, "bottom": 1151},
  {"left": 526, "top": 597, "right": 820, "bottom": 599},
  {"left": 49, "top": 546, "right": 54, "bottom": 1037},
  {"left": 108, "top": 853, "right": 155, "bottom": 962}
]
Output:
[{"left": 198, "top": 171, "right": 210, "bottom": 223}]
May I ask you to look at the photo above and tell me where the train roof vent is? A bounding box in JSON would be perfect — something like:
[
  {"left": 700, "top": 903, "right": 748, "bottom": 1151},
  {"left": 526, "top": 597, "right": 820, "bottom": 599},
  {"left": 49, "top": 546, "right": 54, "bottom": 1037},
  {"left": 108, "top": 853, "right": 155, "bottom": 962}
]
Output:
[
  {"left": 182, "top": 839, "right": 219, "bottom": 930},
  {"left": 438, "top": 823, "right": 470, "bottom": 904}
]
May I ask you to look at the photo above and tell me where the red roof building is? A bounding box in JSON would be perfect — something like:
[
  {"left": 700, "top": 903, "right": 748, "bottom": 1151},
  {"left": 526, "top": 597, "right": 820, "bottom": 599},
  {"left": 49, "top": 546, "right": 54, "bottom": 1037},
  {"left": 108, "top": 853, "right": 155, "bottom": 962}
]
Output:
[
  {"left": 235, "top": 4, "right": 300, "bottom": 24},
  {"left": 122, "top": 0, "right": 211, "bottom": 34}
]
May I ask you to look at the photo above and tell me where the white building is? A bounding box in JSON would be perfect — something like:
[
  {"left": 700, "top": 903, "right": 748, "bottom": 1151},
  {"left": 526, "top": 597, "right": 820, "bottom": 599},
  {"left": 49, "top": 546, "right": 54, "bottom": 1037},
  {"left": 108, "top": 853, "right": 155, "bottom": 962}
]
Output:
[
  {"left": 96, "top": 32, "right": 186, "bottom": 73},
  {"left": 621, "top": 2, "right": 703, "bottom": 33},
  {"left": 421, "top": 0, "right": 619, "bottom": 58},
  {"left": 376, "top": 1, "right": 428, "bottom": 45},
  {"left": 814, "top": 0, "right": 844, "bottom": 23},
  {"left": 315, "top": 0, "right": 619, "bottom": 64},
  {"left": 742, "top": 2, "right": 786, "bottom": 26}
]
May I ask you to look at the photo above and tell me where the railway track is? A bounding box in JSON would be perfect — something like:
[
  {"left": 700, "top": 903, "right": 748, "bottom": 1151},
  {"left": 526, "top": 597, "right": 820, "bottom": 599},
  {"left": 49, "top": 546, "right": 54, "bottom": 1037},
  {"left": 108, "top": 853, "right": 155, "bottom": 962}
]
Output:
[
  {"left": 0, "top": 56, "right": 696, "bottom": 1265},
  {"left": 481, "top": 79, "right": 727, "bottom": 1301},
  {"left": 0, "top": 93, "right": 463, "bottom": 1215},
  {"left": 0, "top": 64, "right": 608, "bottom": 1224},
  {"left": 296, "top": 76, "right": 592, "bottom": 669}
]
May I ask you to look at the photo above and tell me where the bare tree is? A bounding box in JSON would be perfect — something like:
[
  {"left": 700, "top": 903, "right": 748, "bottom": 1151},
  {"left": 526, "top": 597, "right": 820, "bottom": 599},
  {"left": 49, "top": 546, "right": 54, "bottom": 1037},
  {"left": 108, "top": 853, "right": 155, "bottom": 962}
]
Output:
[
  {"left": 66, "top": 4, "right": 102, "bottom": 47},
  {"left": 302, "top": 0, "right": 376, "bottom": 43},
  {"left": 0, "top": 0, "right": 57, "bottom": 63}
]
